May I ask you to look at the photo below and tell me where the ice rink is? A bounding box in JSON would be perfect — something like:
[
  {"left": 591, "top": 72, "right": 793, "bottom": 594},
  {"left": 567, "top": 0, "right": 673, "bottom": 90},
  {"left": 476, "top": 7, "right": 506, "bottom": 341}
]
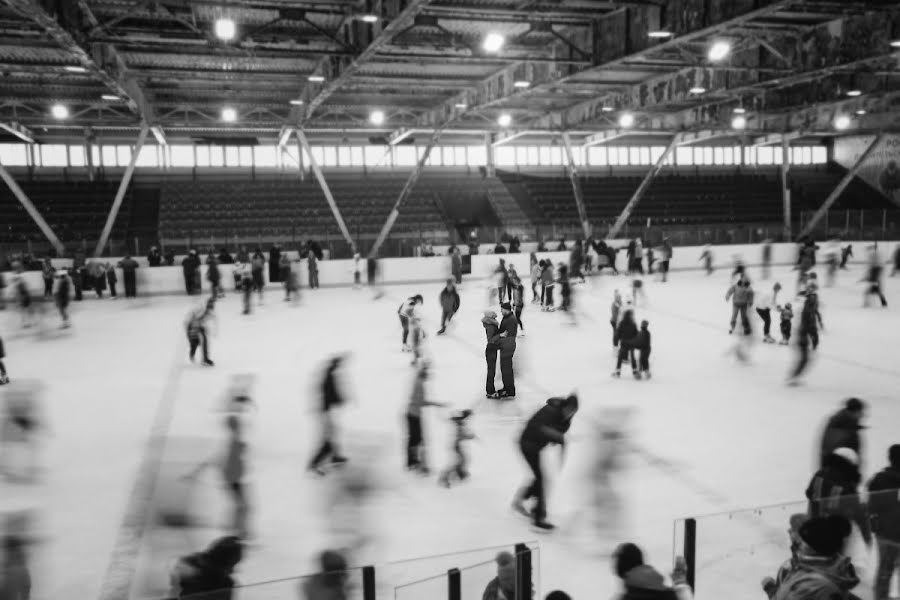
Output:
[{"left": 1, "top": 260, "right": 898, "bottom": 600}]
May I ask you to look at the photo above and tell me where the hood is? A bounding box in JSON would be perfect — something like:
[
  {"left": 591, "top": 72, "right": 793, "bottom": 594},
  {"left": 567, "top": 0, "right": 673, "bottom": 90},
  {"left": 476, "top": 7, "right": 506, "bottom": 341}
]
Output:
[
  {"left": 793, "top": 554, "right": 860, "bottom": 591},
  {"left": 482, "top": 316, "right": 499, "bottom": 328},
  {"left": 623, "top": 565, "right": 668, "bottom": 591}
]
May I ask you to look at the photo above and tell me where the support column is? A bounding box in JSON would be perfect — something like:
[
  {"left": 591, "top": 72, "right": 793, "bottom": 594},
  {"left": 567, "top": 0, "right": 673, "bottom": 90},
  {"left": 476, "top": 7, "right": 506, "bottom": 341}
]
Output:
[
  {"left": 797, "top": 133, "right": 883, "bottom": 240},
  {"left": 369, "top": 131, "right": 440, "bottom": 258},
  {"left": 0, "top": 162, "right": 65, "bottom": 256},
  {"left": 781, "top": 137, "right": 791, "bottom": 240},
  {"left": 295, "top": 135, "right": 306, "bottom": 182},
  {"left": 94, "top": 125, "right": 148, "bottom": 257},
  {"left": 560, "top": 132, "right": 591, "bottom": 239},
  {"left": 608, "top": 134, "right": 681, "bottom": 239},
  {"left": 485, "top": 132, "right": 495, "bottom": 177},
  {"left": 296, "top": 129, "right": 355, "bottom": 252}
]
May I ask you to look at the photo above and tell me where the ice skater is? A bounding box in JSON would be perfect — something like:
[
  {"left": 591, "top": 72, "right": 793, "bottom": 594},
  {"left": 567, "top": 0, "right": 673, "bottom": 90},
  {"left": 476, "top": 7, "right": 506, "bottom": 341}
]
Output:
[
  {"left": 631, "top": 278, "right": 646, "bottom": 306},
  {"left": 437, "top": 279, "right": 460, "bottom": 335},
  {"left": 540, "top": 260, "right": 555, "bottom": 311},
  {"left": 632, "top": 320, "right": 651, "bottom": 379},
  {"left": 494, "top": 303, "right": 518, "bottom": 399},
  {"left": 481, "top": 310, "right": 501, "bottom": 399},
  {"left": 863, "top": 250, "right": 888, "bottom": 308},
  {"left": 557, "top": 264, "right": 572, "bottom": 314},
  {"left": 0, "top": 380, "right": 45, "bottom": 483},
  {"left": 726, "top": 274, "right": 754, "bottom": 335},
  {"left": 404, "top": 363, "right": 445, "bottom": 475},
  {"left": 776, "top": 302, "right": 793, "bottom": 345},
  {"left": 398, "top": 294, "right": 423, "bottom": 351},
  {"left": 438, "top": 409, "right": 475, "bottom": 488},
  {"left": 610, "top": 290, "right": 623, "bottom": 349},
  {"left": 0, "top": 335, "right": 7, "bottom": 384},
  {"left": 511, "top": 394, "right": 579, "bottom": 531},
  {"left": 512, "top": 277, "right": 525, "bottom": 335},
  {"left": 788, "top": 283, "right": 822, "bottom": 385},
  {"left": 352, "top": 253, "right": 362, "bottom": 289},
  {"left": 756, "top": 282, "right": 782, "bottom": 343},
  {"left": 53, "top": 268, "right": 72, "bottom": 328},
  {"left": 186, "top": 298, "right": 216, "bottom": 366},
  {"left": 840, "top": 244, "right": 853, "bottom": 270},
  {"left": 308, "top": 355, "right": 349, "bottom": 475},
  {"left": 239, "top": 262, "right": 253, "bottom": 315},
  {"left": 761, "top": 239, "right": 772, "bottom": 280},
  {"left": 612, "top": 308, "right": 639, "bottom": 379}
]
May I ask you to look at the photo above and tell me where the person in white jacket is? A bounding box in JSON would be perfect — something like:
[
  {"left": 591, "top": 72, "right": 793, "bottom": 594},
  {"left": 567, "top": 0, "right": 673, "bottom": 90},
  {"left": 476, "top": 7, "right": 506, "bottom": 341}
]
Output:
[{"left": 755, "top": 282, "right": 782, "bottom": 343}]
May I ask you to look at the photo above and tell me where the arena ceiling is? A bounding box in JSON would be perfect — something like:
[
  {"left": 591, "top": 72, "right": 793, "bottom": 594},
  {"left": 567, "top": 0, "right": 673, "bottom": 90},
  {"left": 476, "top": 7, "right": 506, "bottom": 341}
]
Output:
[{"left": 0, "top": 0, "right": 898, "bottom": 144}]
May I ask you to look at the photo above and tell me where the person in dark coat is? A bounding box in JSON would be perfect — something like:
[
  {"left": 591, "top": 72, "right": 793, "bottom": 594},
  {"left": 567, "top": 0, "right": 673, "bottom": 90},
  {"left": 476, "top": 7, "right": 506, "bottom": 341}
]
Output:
[
  {"left": 308, "top": 356, "right": 349, "bottom": 475},
  {"left": 268, "top": 245, "right": 281, "bottom": 283},
  {"left": 307, "top": 250, "right": 319, "bottom": 289},
  {"left": 482, "top": 310, "right": 501, "bottom": 399},
  {"left": 612, "top": 543, "right": 686, "bottom": 600},
  {"left": 819, "top": 398, "right": 866, "bottom": 468},
  {"left": 54, "top": 269, "right": 72, "bottom": 328},
  {"left": 164, "top": 248, "right": 175, "bottom": 266},
  {"left": 868, "top": 445, "right": 900, "bottom": 600},
  {"left": 147, "top": 246, "right": 162, "bottom": 267},
  {"left": 182, "top": 251, "right": 200, "bottom": 295},
  {"left": 840, "top": 245, "right": 853, "bottom": 269},
  {"left": 105, "top": 262, "right": 118, "bottom": 298},
  {"left": 613, "top": 309, "right": 639, "bottom": 378},
  {"left": 451, "top": 247, "right": 462, "bottom": 284},
  {"left": 207, "top": 254, "right": 222, "bottom": 299},
  {"left": 806, "top": 448, "right": 872, "bottom": 547},
  {"left": 512, "top": 394, "right": 579, "bottom": 530},
  {"left": 301, "top": 550, "right": 350, "bottom": 600},
  {"left": 218, "top": 248, "right": 233, "bottom": 265},
  {"left": 169, "top": 536, "right": 243, "bottom": 600},
  {"left": 495, "top": 303, "right": 518, "bottom": 399},
  {"left": 117, "top": 255, "right": 139, "bottom": 298},
  {"left": 41, "top": 258, "right": 54, "bottom": 298},
  {"left": 437, "top": 279, "right": 460, "bottom": 335}
]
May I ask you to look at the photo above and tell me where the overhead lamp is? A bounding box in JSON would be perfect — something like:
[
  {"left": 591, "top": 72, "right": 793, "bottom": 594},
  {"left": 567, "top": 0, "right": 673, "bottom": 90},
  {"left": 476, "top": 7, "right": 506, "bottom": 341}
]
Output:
[
  {"left": 648, "top": 30, "right": 673, "bottom": 39},
  {"left": 454, "top": 103, "right": 467, "bottom": 109},
  {"left": 733, "top": 107, "right": 746, "bottom": 114},
  {"left": 708, "top": 40, "right": 731, "bottom": 62},
  {"left": 891, "top": 40, "right": 900, "bottom": 48},
  {"left": 51, "top": 104, "right": 69, "bottom": 120},
  {"left": 846, "top": 89, "right": 862, "bottom": 97},
  {"left": 497, "top": 113, "right": 512, "bottom": 127},
  {"left": 369, "top": 110, "right": 385, "bottom": 126},
  {"left": 833, "top": 115, "right": 851, "bottom": 131},
  {"left": 855, "top": 109, "right": 867, "bottom": 116},
  {"left": 64, "top": 65, "right": 87, "bottom": 73},
  {"left": 289, "top": 99, "right": 304, "bottom": 106},
  {"left": 308, "top": 75, "right": 325, "bottom": 83},
  {"left": 601, "top": 106, "right": 615, "bottom": 112},
  {"left": 731, "top": 115, "right": 747, "bottom": 130},
  {"left": 618, "top": 112, "right": 635, "bottom": 128},
  {"left": 513, "top": 80, "right": 530, "bottom": 89},
  {"left": 101, "top": 94, "right": 121, "bottom": 101},
  {"left": 215, "top": 17, "right": 237, "bottom": 41},
  {"left": 360, "top": 14, "right": 378, "bottom": 23},
  {"left": 221, "top": 107, "right": 237, "bottom": 122},
  {"left": 482, "top": 32, "right": 505, "bottom": 53},
  {"left": 689, "top": 86, "right": 706, "bottom": 94}
]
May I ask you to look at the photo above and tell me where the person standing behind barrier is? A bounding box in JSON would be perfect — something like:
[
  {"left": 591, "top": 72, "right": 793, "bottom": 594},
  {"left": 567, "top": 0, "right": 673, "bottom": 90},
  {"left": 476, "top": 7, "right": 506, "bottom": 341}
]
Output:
[
  {"left": 867, "top": 444, "right": 900, "bottom": 600},
  {"left": 41, "top": 258, "right": 54, "bottom": 299},
  {"left": 658, "top": 238, "right": 673, "bottom": 282},
  {"left": 307, "top": 249, "right": 320, "bottom": 289},
  {"left": 118, "top": 254, "right": 139, "bottom": 298},
  {"left": 54, "top": 269, "right": 72, "bottom": 328},
  {"left": 762, "top": 239, "right": 773, "bottom": 280},
  {"left": 451, "top": 246, "right": 462, "bottom": 285},
  {"left": 251, "top": 250, "right": 265, "bottom": 302},
  {"left": 183, "top": 250, "right": 200, "bottom": 295},
  {"left": 105, "top": 262, "right": 118, "bottom": 299}
]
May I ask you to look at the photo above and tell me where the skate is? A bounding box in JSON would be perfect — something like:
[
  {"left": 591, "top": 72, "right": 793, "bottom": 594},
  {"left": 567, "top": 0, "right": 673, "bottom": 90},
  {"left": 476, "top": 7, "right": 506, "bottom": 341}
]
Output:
[
  {"left": 633, "top": 370, "right": 641, "bottom": 380},
  {"left": 497, "top": 390, "right": 515, "bottom": 400},
  {"left": 308, "top": 464, "right": 328, "bottom": 477},
  {"left": 402, "top": 344, "right": 410, "bottom": 352},
  {"left": 203, "top": 359, "right": 214, "bottom": 367},
  {"left": 728, "top": 328, "right": 734, "bottom": 334},
  {"left": 519, "top": 330, "right": 525, "bottom": 337},
  {"left": 531, "top": 519, "right": 555, "bottom": 532},
  {"left": 436, "top": 328, "right": 446, "bottom": 335},
  {"left": 642, "top": 370, "right": 651, "bottom": 380},
  {"left": 486, "top": 391, "right": 498, "bottom": 399},
  {"left": 612, "top": 370, "right": 621, "bottom": 378},
  {"left": 0, "top": 375, "right": 8, "bottom": 385},
  {"left": 330, "top": 455, "right": 348, "bottom": 467}
]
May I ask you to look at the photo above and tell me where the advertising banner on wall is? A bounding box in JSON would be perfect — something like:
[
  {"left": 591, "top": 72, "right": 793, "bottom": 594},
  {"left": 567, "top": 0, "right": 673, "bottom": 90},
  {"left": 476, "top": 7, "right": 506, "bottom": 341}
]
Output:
[{"left": 833, "top": 134, "right": 900, "bottom": 205}]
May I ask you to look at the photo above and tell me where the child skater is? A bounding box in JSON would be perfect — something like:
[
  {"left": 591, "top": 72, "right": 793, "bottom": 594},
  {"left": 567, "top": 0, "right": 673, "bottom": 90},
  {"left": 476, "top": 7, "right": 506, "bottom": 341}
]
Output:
[
  {"left": 408, "top": 308, "right": 426, "bottom": 367},
  {"left": 186, "top": 298, "right": 216, "bottom": 366},
  {"left": 530, "top": 257, "right": 541, "bottom": 304},
  {"left": 862, "top": 251, "right": 888, "bottom": 308},
  {"left": 438, "top": 409, "right": 475, "bottom": 488},
  {"left": 777, "top": 302, "right": 793, "bottom": 345},
  {"left": 631, "top": 320, "right": 651, "bottom": 379},
  {"left": 612, "top": 309, "right": 639, "bottom": 379},
  {"left": 405, "top": 363, "right": 445, "bottom": 475},
  {"left": 512, "top": 277, "right": 525, "bottom": 336},
  {"left": 631, "top": 277, "right": 646, "bottom": 307}
]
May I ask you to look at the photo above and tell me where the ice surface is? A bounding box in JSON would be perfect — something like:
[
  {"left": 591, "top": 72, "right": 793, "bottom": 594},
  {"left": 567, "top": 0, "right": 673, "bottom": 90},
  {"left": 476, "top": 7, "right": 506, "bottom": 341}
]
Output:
[{"left": 1, "top": 263, "right": 898, "bottom": 600}]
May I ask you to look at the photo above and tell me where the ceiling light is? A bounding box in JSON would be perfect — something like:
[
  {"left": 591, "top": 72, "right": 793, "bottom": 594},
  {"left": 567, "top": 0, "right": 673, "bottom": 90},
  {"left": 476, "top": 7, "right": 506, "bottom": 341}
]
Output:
[
  {"left": 497, "top": 113, "right": 512, "bottom": 127},
  {"left": 360, "top": 14, "right": 378, "bottom": 23},
  {"left": 221, "top": 107, "right": 237, "bottom": 122},
  {"left": 513, "top": 80, "right": 530, "bottom": 89},
  {"left": 855, "top": 109, "right": 866, "bottom": 115},
  {"left": 64, "top": 65, "right": 87, "bottom": 73},
  {"left": 648, "top": 30, "right": 673, "bottom": 39},
  {"left": 733, "top": 107, "right": 746, "bottom": 114},
  {"left": 846, "top": 89, "right": 862, "bottom": 97},
  {"left": 289, "top": 99, "right": 304, "bottom": 106},
  {"left": 833, "top": 115, "right": 851, "bottom": 131},
  {"left": 308, "top": 75, "right": 325, "bottom": 82},
  {"left": 618, "top": 112, "right": 635, "bottom": 128},
  {"left": 51, "top": 104, "right": 69, "bottom": 120},
  {"left": 369, "top": 110, "right": 385, "bottom": 126},
  {"left": 483, "top": 32, "right": 505, "bottom": 53},
  {"left": 689, "top": 86, "right": 706, "bottom": 94},
  {"left": 601, "top": 106, "right": 615, "bottom": 112},
  {"left": 454, "top": 103, "right": 467, "bottom": 109},
  {"left": 708, "top": 40, "right": 731, "bottom": 62},
  {"left": 731, "top": 115, "right": 747, "bottom": 130},
  {"left": 215, "top": 17, "right": 236, "bottom": 41},
  {"left": 891, "top": 40, "right": 900, "bottom": 48},
  {"left": 101, "top": 94, "right": 120, "bottom": 101}
]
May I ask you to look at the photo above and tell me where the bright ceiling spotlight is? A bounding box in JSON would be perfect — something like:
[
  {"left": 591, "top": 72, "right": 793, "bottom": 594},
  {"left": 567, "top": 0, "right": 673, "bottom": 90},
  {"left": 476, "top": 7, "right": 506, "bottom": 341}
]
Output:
[
  {"left": 618, "top": 112, "right": 635, "bottom": 128},
  {"left": 497, "top": 113, "right": 512, "bottom": 127},
  {"left": 846, "top": 89, "right": 862, "bottom": 97},
  {"left": 601, "top": 106, "right": 615, "bottom": 112},
  {"left": 308, "top": 75, "right": 325, "bottom": 82},
  {"left": 708, "top": 40, "right": 731, "bottom": 62},
  {"left": 64, "top": 65, "right": 87, "bottom": 73},
  {"left": 482, "top": 32, "right": 505, "bottom": 53},
  {"left": 731, "top": 115, "right": 747, "bottom": 130},
  {"left": 360, "top": 14, "right": 378, "bottom": 23},
  {"left": 689, "top": 86, "right": 706, "bottom": 94},
  {"left": 221, "top": 107, "right": 237, "bottom": 122},
  {"left": 51, "top": 104, "right": 69, "bottom": 120},
  {"left": 513, "top": 80, "right": 530, "bottom": 89},
  {"left": 891, "top": 40, "right": 900, "bottom": 48},
  {"left": 833, "top": 115, "right": 851, "bottom": 131},
  {"left": 289, "top": 99, "right": 304, "bottom": 106},
  {"left": 733, "top": 107, "right": 746, "bottom": 114},
  {"left": 369, "top": 110, "right": 385, "bottom": 126},
  {"left": 101, "top": 94, "right": 121, "bottom": 101},
  {"left": 215, "top": 17, "right": 236, "bottom": 41},
  {"left": 855, "top": 109, "right": 867, "bottom": 116},
  {"left": 454, "top": 103, "right": 468, "bottom": 109},
  {"left": 648, "top": 30, "right": 673, "bottom": 39}
]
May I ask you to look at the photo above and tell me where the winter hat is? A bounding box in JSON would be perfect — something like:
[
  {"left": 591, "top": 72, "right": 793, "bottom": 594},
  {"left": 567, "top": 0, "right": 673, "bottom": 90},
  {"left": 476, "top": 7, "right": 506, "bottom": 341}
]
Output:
[
  {"left": 483, "top": 310, "right": 497, "bottom": 319},
  {"left": 640, "top": 320, "right": 649, "bottom": 329},
  {"left": 500, "top": 302, "right": 512, "bottom": 311},
  {"left": 832, "top": 447, "right": 859, "bottom": 466},
  {"left": 545, "top": 592, "right": 572, "bottom": 600},
  {"left": 495, "top": 551, "right": 515, "bottom": 568},
  {"left": 319, "top": 549, "right": 348, "bottom": 573},
  {"left": 613, "top": 542, "right": 644, "bottom": 578},
  {"left": 563, "top": 393, "right": 579, "bottom": 413},
  {"left": 413, "top": 294, "right": 424, "bottom": 304},
  {"left": 888, "top": 444, "right": 900, "bottom": 468},
  {"left": 798, "top": 516, "right": 852, "bottom": 556},
  {"left": 205, "top": 536, "right": 243, "bottom": 569},
  {"left": 845, "top": 398, "right": 866, "bottom": 412}
]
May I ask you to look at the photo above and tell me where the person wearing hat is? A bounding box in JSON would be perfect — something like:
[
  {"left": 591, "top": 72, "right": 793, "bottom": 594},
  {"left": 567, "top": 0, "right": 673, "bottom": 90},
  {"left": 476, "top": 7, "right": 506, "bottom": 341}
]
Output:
[
  {"left": 611, "top": 542, "right": 690, "bottom": 600},
  {"left": 763, "top": 516, "right": 861, "bottom": 600},
  {"left": 819, "top": 399, "right": 867, "bottom": 468},
  {"left": 481, "top": 551, "right": 517, "bottom": 600},
  {"left": 482, "top": 310, "right": 502, "bottom": 399},
  {"left": 439, "top": 409, "right": 475, "bottom": 488},
  {"left": 169, "top": 535, "right": 243, "bottom": 599},
  {"left": 805, "top": 447, "right": 872, "bottom": 547},
  {"left": 512, "top": 394, "right": 579, "bottom": 530},
  {"left": 495, "top": 302, "right": 518, "bottom": 399},
  {"left": 437, "top": 279, "right": 460, "bottom": 335},
  {"left": 867, "top": 444, "right": 900, "bottom": 600}
]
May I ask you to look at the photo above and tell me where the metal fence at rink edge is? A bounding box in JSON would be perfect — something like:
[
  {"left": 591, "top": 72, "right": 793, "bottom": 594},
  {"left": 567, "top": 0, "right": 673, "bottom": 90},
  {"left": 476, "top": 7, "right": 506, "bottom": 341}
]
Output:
[
  {"left": 3, "top": 209, "right": 899, "bottom": 260},
  {"left": 158, "top": 541, "right": 539, "bottom": 600},
  {"left": 673, "top": 488, "right": 900, "bottom": 600}
]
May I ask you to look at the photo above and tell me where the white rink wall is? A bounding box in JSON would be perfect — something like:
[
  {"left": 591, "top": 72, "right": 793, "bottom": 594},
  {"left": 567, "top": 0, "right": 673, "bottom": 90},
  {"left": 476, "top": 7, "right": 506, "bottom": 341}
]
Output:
[{"left": 3, "top": 240, "right": 897, "bottom": 297}]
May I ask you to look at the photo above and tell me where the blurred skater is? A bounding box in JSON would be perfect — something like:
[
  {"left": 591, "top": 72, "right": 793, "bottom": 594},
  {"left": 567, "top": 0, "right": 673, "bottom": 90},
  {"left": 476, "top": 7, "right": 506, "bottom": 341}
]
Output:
[
  {"left": 41, "top": 258, "right": 54, "bottom": 299},
  {"left": 239, "top": 262, "right": 253, "bottom": 315},
  {"left": 540, "top": 260, "right": 555, "bottom": 311},
  {"left": 776, "top": 302, "right": 793, "bottom": 345},
  {"left": 610, "top": 290, "right": 623, "bottom": 349},
  {"left": 0, "top": 335, "right": 7, "bottom": 384},
  {"left": 632, "top": 320, "right": 651, "bottom": 379},
  {"left": 437, "top": 280, "right": 460, "bottom": 335},
  {"left": 186, "top": 298, "right": 216, "bottom": 366},
  {"left": 169, "top": 536, "right": 243, "bottom": 599},
  {"left": 0, "top": 380, "right": 45, "bottom": 482},
  {"left": 761, "top": 240, "right": 772, "bottom": 280},
  {"left": 308, "top": 356, "right": 349, "bottom": 475},
  {"left": 512, "top": 277, "right": 525, "bottom": 335},
  {"left": 398, "top": 295, "right": 423, "bottom": 352},
  {"left": 53, "top": 268, "right": 72, "bottom": 328},
  {"left": 106, "top": 263, "right": 118, "bottom": 299},
  {"left": 613, "top": 309, "right": 639, "bottom": 379},
  {"left": 438, "top": 410, "right": 475, "bottom": 488},
  {"left": 788, "top": 283, "right": 822, "bottom": 385},
  {"left": 405, "top": 363, "right": 445, "bottom": 475},
  {"left": 863, "top": 249, "right": 888, "bottom": 308},
  {"left": 840, "top": 244, "right": 853, "bottom": 270},
  {"left": 699, "top": 245, "right": 714, "bottom": 275},
  {"left": 726, "top": 275, "right": 754, "bottom": 335}
]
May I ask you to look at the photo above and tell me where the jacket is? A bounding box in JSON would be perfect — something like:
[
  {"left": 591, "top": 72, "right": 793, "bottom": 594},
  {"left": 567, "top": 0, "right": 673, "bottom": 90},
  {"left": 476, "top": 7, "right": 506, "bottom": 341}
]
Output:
[
  {"left": 169, "top": 553, "right": 236, "bottom": 600},
  {"left": 629, "top": 329, "right": 651, "bottom": 351},
  {"left": 520, "top": 397, "right": 571, "bottom": 450},
  {"left": 805, "top": 454, "right": 872, "bottom": 544},
  {"left": 540, "top": 265, "right": 554, "bottom": 285},
  {"left": 819, "top": 409, "right": 863, "bottom": 466},
  {"left": 118, "top": 257, "right": 138, "bottom": 272},
  {"left": 439, "top": 287, "right": 460, "bottom": 313},
  {"left": 615, "top": 314, "right": 638, "bottom": 347},
  {"left": 770, "top": 553, "right": 861, "bottom": 600},
  {"left": 482, "top": 315, "right": 501, "bottom": 348},
  {"left": 498, "top": 312, "right": 518, "bottom": 356},
  {"left": 618, "top": 565, "right": 680, "bottom": 600},
  {"left": 867, "top": 466, "right": 900, "bottom": 541},
  {"left": 726, "top": 283, "right": 754, "bottom": 306}
]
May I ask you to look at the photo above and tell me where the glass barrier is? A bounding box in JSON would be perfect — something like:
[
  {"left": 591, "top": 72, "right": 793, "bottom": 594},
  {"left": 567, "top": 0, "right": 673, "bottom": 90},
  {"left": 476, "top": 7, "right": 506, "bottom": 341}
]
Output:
[
  {"left": 673, "top": 489, "right": 900, "bottom": 600},
  {"left": 172, "top": 567, "right": 366, "bottom": 600}
]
